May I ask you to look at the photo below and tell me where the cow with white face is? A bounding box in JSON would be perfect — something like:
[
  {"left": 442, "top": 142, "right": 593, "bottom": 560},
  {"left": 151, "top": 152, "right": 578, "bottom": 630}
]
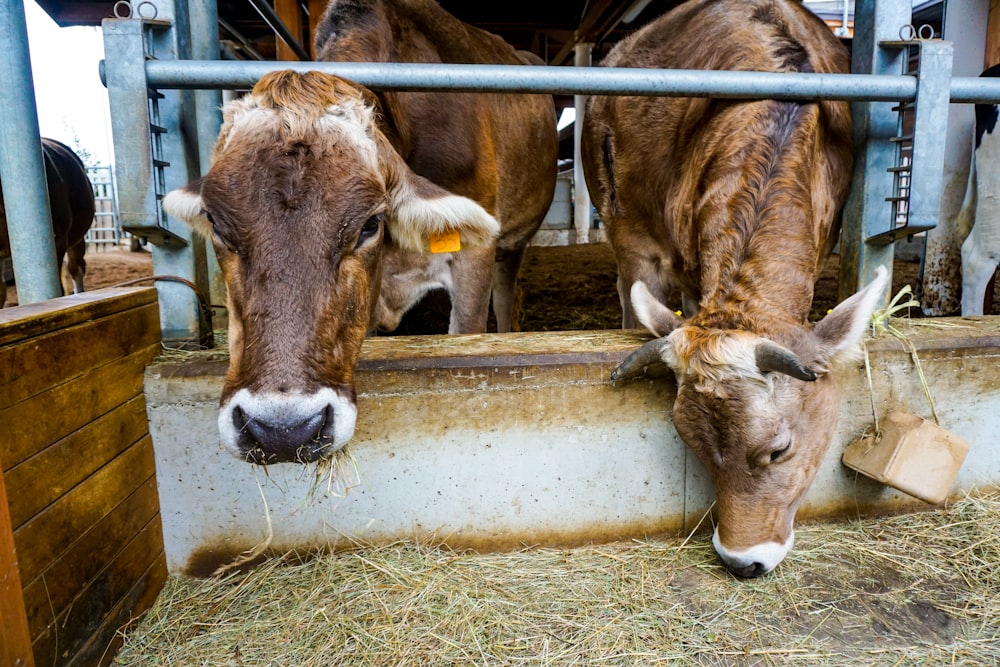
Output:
[
  {"left": 164, "top": 71, "right": 500, "bottom": 464},
  {"left": 583, "top": 0, "right": 889, "bottom": 576}
]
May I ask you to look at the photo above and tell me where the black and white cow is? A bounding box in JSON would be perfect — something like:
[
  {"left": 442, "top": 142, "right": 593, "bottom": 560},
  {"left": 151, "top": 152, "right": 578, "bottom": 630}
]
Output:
[{"left": 959, "top": 63, "right": 1000, "bottom": 316}]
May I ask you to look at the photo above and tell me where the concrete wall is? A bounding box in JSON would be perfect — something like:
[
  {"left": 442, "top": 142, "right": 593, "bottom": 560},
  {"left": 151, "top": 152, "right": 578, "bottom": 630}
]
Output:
[{"left": 145, "top": 323, "right": 1000, "bottom": 575}]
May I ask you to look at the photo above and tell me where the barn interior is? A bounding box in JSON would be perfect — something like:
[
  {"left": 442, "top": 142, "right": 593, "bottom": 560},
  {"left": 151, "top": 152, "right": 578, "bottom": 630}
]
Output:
[
  {"left": 5, "top": 1, "right": 1000, "bottom": 666},
  {"left": 32, "top": 0, "right": 947, "bottom": 162}
]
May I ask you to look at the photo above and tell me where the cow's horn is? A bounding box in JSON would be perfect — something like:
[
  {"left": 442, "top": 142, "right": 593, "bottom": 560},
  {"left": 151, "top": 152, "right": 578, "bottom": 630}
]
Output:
[
  {"left": 754, "top": 341, "right": 817, "bottom": 381},
  {"left": 611, "top": 339, "right": 670, "bottom": 383}
]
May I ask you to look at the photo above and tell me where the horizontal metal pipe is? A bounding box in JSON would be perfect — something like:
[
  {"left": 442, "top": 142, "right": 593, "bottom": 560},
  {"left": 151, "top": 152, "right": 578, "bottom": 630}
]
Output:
[{"left": 143, "top": 60, "right": 920, "bottom": 101}]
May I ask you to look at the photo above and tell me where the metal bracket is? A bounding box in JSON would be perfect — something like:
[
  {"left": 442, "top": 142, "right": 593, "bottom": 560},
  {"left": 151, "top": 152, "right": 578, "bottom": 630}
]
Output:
[
  {"left": 102, "top": 17, "right": 187, "bottom": 249},
  {"left": 866, "top": 38, "right": 954, "bottom": 246}
]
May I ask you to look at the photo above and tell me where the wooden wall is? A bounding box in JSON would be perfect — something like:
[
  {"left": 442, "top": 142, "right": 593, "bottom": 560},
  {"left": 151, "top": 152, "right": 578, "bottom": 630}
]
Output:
[
  {"left": 988, "top": 0, "right": 1000, "bottom": 68},
  {"left": 0, "top": 287, "right": 165, "bottom": 667}
]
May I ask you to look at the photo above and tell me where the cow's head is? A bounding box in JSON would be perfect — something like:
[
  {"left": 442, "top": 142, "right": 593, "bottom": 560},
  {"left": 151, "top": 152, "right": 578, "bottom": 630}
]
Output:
[
  {"left": 612, "top": 267, "right": 888, "bottom": 577},
  {"left": 163, "top": 70, "right": 499, "bottom": 464}
]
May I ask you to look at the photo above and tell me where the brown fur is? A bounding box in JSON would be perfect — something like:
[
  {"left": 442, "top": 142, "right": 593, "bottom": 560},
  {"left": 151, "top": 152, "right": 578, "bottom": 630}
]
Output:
[
  {"left": 164, "top": 0, "right": 556, "bottom": 463},
  {"left": 0, "top": 138, "right": 95, "bottom": 306},
  {"left": 315, "top": 0, "right": 558, "bottom": 333},
  {"left": 583, "top": 0, "right": 855, "bottom": 571}
]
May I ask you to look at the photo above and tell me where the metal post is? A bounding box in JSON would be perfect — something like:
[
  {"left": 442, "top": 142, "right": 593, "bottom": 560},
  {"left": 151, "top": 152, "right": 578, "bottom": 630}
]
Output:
[
  {"left": 189, "top": 0, "right": 226, "bottom": 331},
  {"left": 0, "top": 0, "right": 61, "bottom": 304},
  {"left": 103, "top": 0, "right": 212, "bottom": 347},
  {"left": 573, "top": 42, "right": 593, "bottom": 244},
  {"left": 838, "top": 0, "right": 912, "bottom": 301}
]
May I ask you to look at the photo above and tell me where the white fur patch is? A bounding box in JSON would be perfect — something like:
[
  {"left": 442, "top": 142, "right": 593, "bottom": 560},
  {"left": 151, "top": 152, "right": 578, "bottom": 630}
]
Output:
[
  {"left": 218, "top": 387, "right": 358, "bottom": 459},
  {"left": 666, "top": 327, "right": 766, "bottom": 389},
  {"left": 162, "top": 188, "right": 208, "bottom": 235},
  {"left": 390, "top": 189, "right": 500, "bottom": 254},
  {"left": 631, "top": 281, "right": 682, "bottom": 337},
  {"left": 713, "top": 526, "right": 794, "bottom": 575}
]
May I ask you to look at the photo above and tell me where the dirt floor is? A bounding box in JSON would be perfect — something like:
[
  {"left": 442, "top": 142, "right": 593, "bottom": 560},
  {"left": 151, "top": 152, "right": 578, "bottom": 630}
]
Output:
[{"left": 8, "top": 242, "right": 932, "bottom": 332}]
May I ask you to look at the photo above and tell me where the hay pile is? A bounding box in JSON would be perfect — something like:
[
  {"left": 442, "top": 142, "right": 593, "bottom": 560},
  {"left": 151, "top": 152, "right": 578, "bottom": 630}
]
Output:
[{"left": 117, "top": 492, "right": 1000, "bottom": 665}]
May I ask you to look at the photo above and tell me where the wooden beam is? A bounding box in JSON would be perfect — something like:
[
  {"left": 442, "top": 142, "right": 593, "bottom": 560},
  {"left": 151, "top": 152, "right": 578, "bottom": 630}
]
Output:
[
  {"left": 551, "top": 0, "right": 620, "bottom": 65},
  {"left": 987, "top": 0, "right": 1000, "bottom": 68},
  {"left": 308, "top": 0, "right": 326, "bottom": 58},
  {"left": 1, "top": 457, "right": 35, "bottom": 667},
  {"left": 275, "top": 0, "right": 304, "bottom": 61}
]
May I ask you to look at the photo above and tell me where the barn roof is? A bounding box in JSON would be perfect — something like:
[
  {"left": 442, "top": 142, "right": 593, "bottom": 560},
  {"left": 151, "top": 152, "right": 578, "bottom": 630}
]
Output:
[{"left": 34, "top": 0, "right": 930, "bottom": 67}]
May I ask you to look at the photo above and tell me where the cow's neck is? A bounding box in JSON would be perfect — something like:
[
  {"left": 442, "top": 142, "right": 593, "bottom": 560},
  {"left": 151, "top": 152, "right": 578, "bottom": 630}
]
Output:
[{"left": 692, "top": 212, "right": 820, "bottom": 336}]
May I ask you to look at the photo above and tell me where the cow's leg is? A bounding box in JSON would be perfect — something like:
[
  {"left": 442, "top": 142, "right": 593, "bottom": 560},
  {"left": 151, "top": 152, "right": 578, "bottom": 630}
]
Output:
[
  {"left": 65, "top": 239, "right": 87, "bottom": 294},
  {"left": 961, "top": 227, "right": 1000, "bottom": 316},
  {"left": 492, "top": 245, "right": 527, "bottom": 333},
  {"left": 448, "top": 244, "right": 495, "bottom": 333}
]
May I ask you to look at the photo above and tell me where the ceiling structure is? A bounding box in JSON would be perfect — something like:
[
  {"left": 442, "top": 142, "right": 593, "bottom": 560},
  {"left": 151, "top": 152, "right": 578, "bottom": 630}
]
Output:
[
  {"left": 34, "top": 0, "right": 890, "bottom": 66},
  {"left": 36, "top": 0, "right": 692, "bottom": 64}
]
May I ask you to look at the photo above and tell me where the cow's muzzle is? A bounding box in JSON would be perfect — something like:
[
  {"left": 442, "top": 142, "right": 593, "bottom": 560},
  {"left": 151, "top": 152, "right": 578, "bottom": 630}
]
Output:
[{"left": 219, "top": 388, "right": 358, "bottom": 464}]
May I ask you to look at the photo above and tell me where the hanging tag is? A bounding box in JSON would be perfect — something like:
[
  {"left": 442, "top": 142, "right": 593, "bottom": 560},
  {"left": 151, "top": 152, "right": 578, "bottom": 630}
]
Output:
[{"left": 429, "top": 229, "right": 461, "bottom": 253}]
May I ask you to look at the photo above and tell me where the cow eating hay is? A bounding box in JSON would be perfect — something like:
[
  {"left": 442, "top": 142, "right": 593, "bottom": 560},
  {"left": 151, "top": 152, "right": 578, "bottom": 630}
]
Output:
[
  {"left": 582, "top": 0, "right": 888, "bottom": 576},
  {"left": 163, "top": 0, "right": 557, "bottom": 465}
]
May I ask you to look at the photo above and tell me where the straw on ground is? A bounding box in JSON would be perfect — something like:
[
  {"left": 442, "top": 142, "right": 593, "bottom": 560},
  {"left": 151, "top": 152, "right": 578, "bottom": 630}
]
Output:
[{"left": 117, "top": 491, "right": 1000, "bottom": 666}]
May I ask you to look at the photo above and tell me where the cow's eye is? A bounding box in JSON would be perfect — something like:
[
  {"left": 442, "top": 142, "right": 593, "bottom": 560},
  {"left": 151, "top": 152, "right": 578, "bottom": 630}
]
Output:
[
  {"left": 769, "top": 442, "right": 791, "bottom": 463},
  {"left": 356, "top": 213, "right": 384, "bottom": 248}
]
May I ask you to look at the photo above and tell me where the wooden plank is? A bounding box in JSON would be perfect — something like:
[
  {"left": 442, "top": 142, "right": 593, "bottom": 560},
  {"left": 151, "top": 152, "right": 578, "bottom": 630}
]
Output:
[
  {"left": 75, "top": 554, "right": 168, "bottom": 667},
  {"left": 21, "top": 474, "right": 160, "bottom": 640},
  {"left": 0, "top": 288, "right": 156, "bottom": 347},
  {"left": 275, "top": 0, "right": 303, "bottom": 61},
  {"left": 988, "top": 0, "right": 1000, "bottom": 69},
  {"left": 0, "top": 301, "right": 160, "bottom": 406},
  {"left": 1, "top": 344, "right": 159, "bottom": 470},
  {"left": 308, "top": 0, "right": 325, "bottom": 58},
  {"left": 0, "top": 453, "right": 35, "bottom": 667},
  {"left": 14, "top": 436, "right": 157, "bottom": 586},
  {"left": 5, "top": 397, "right": 150, "bottom": 528},
  {"left": 30, "top": 520, "right": 165, "bottom": 667}
]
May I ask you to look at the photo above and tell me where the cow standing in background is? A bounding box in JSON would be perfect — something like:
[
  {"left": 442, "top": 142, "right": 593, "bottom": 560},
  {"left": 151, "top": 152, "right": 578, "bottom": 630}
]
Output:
[
  {"left": 316, "top": 0, "right": 558, "bottom": 334},
  {"left": 0, "top": 138, "right": 94, "bottom": 307},
  {"left": 583, "top": 0, "right": 887, "bottom": 577},
  {"left": 163, "top": 0, "right": 557, "bottom": 465},
  {"left": 959, "top": 63, "right": 1000, "bottom": 316}
]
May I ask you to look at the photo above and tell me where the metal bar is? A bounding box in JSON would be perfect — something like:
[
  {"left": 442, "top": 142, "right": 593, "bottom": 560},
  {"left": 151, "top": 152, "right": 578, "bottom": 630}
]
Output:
[
  {"left": 573, "top": 43, "right": 593, "bottom": 244},
  {"left": 102, "top": 18, "right": 186, "bottom": 248},
  {"left": 0, "top": 0, "right": 62, "bottom": 304},
  {"left": 838, "top": 0, "right": 912, "bottom": 301},
  {"left": 246, "top": 0, "right": 310, "bottom": 61},
  {"left": 872, "top": 40, "right": 954, "bottom": 245},
  {"left": 136, "top": 60, "right": 1000, "bottom": 103},
  {"left": 140, "top": 60, "right": 919, "bottom": 100}
]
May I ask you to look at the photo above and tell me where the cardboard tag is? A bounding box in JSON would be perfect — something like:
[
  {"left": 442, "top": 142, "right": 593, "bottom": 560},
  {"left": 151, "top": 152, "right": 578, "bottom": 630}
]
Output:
[{"left": 429, "top": 229, "right": 461, "bottom": 254}]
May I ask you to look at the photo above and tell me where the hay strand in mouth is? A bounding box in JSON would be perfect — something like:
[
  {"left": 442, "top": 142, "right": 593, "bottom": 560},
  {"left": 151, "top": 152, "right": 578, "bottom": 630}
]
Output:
[{"left": 117, "top": 490, "right": 1000, "bottom": 666}]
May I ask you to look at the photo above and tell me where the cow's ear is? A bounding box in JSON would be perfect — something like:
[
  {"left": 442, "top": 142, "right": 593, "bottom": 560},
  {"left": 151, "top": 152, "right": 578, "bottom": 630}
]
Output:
[
  {"left": 162, "top": 178, "right": 209, "bottom": 237},
  {"left": 631, "top": 281, "right": 683, "bottom": 337},
  {"left": 812, "top": 265, "right": 889, "bottom": 366},
  {"left": 376, "top": 134, "right": 500, "bottom": 253}
]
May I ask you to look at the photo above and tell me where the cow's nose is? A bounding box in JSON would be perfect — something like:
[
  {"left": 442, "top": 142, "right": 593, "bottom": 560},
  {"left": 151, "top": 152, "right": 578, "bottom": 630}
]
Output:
[
  {"left": 726, "top": 561, "right": 767, "bottom": 579},
  {"left": 234, "top": 405, "right": 327, "bottom": 463}
]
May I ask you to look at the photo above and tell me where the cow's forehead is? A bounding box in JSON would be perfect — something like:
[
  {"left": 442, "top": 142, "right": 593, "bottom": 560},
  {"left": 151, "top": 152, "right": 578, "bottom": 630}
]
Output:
[
  {"left": 667, "top": 327, "right": 768, "bottom": 391},
  {"left": 216, "top": 93, "right": 380, "bottom": 174}
]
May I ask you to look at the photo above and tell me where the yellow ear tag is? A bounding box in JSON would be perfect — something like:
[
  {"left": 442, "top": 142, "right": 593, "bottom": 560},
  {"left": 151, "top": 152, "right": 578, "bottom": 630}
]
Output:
[{"left": 429, "top": 229, "right": 461, "bottom": 254}]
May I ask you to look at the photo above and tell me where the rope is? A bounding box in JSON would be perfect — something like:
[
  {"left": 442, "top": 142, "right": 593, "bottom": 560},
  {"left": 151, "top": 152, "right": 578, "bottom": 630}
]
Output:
[{"left": 865, "top": 284, "right": 940, "bottom": 429}]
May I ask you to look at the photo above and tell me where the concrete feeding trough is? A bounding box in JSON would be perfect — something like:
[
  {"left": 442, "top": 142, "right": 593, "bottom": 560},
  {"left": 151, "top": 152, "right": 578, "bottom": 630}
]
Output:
[{"left": 842, "top": 411, "right": 970, "bottom": 504}]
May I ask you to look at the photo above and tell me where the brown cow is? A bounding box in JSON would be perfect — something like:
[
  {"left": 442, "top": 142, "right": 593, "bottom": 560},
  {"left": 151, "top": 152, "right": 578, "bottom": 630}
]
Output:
[
  {"left": 1, "top": 138, "right": 94, "bottom": 306},
  {"left": 315, "top": 0, "right": 558, "bottom": 334},
  {"left": 582, "top": 0, "right": 888, "bottom": 577},
  {"left": 163, "top": 2, "right": 556, "bottom": 465}
]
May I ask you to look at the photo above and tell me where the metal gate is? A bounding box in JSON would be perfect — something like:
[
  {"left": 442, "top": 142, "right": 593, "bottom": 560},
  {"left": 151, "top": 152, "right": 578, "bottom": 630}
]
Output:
[{"left": 5, "top": 0, "right": 1000, "bottom": 342}]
